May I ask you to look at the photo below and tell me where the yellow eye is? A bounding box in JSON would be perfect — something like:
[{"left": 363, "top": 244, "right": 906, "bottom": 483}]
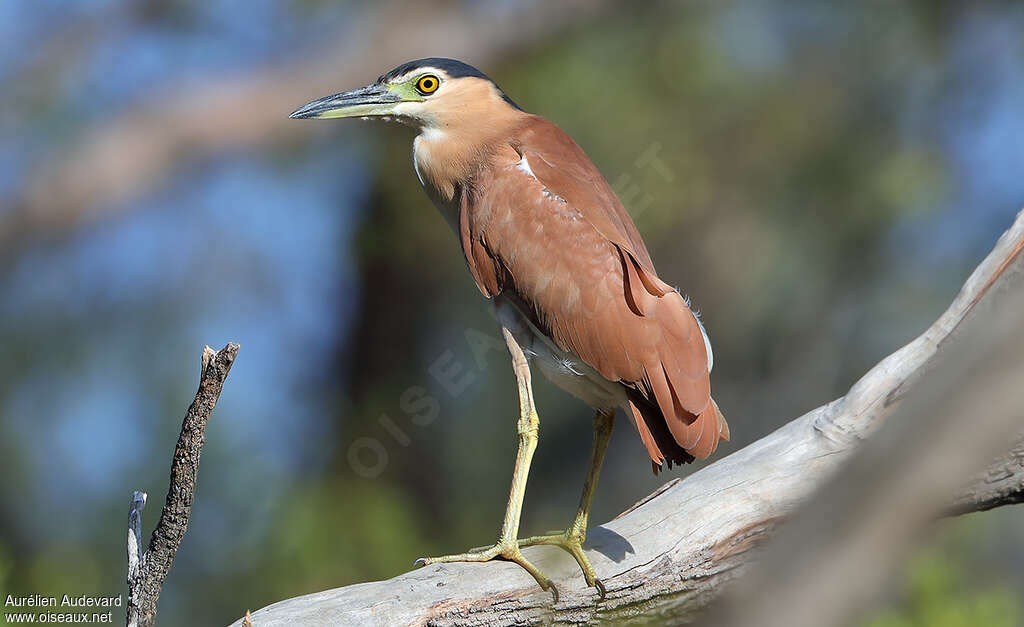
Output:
[{"left": 416, "top": 74, "right": 440, "bottom": 95}]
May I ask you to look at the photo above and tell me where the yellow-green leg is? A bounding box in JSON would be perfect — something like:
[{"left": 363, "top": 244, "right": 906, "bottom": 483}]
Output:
[
  {"left": 414, "top": 328, "right": 559, "bottom": 601},
  {"left": 518, "top": 408, "right": 614, "bottom": 597}
]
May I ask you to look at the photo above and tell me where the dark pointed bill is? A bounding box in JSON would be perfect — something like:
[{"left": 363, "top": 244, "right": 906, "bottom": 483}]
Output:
[{"left": 288, "top": 84, "right": 401, "bottom": 119}]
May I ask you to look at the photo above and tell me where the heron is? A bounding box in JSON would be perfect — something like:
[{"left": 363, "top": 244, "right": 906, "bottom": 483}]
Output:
[{"left": 290, "top": 58, "right": 729, "bottom": 600}]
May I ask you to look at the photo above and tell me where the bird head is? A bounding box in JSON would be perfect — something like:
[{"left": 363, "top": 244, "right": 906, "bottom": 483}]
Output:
[{"left": 288, "top": 57, "right": 518, "bottom": 130}]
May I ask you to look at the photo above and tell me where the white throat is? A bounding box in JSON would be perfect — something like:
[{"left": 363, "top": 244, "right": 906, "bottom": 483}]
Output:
[
  {"left": 411, "top": 128, "right": 460, "bottom": 231},
  {"left": 411, "top": 127, "right": 448, "bottom": 186}
]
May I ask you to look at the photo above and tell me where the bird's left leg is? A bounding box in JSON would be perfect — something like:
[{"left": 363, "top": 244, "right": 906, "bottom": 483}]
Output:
[
  {"left": 414, "top": 327, "right": 558, "bottom": 600},
  {"left": 518, "top": 407, "right": 615, "bottom": 597}
]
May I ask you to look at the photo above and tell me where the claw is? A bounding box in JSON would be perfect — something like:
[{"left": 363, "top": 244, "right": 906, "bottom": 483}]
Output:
[
  {"left": 413, "top": 558, "right": 427, "bottom": 568},
  {"left": 548, "top": 582, "right": 560, "bottom": 604},
  {"left": 594, "top": 578, "right": 606, "bottom": 599}
]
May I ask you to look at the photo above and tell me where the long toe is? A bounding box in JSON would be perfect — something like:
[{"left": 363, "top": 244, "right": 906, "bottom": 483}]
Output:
[
  {"left": 413, "top": 544, "right": 502, "bottom": 566},
  {"left": 413, "top": 542, "right": 558, "bottom": 602},
  {"left": 516, "top": 532, "right": 605, "bottom": 596},
  {"left": 498, "top": 545, "right": 558, "bottom": 601}
]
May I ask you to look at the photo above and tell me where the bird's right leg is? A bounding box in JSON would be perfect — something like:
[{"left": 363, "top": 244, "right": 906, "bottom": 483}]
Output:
[
  {"left": 518, "top": 408, "right": 614, "bottom": 597},
  {"left": 414, "top": 327, "right": 558, "bottom": 601}
]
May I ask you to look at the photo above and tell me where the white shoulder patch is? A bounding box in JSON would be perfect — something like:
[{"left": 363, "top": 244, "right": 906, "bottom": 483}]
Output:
[{"left": 516, "top": 155, "right": 537, "bottom": 179}]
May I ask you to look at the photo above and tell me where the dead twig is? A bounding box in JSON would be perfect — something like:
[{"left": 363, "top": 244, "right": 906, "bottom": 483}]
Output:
[{"left": 126, "top": 343, "right": 239, "bottom": 627}]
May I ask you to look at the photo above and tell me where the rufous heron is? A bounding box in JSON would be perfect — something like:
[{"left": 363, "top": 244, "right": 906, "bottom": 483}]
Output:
[{"left": 290, "top": 58, "right": 729, "bottom": 600}]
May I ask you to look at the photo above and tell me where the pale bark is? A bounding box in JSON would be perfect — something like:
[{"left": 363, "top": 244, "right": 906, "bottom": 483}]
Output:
[
  {"left": 711, "top": 251, "right": 1024, "bottom": 627},
  {"left": 231, "top": 212, "right": 1024, "bottom": 627}
]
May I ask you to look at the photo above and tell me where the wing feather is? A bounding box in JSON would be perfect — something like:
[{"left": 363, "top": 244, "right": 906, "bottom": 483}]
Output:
[{"left": 459, "top": 116, "right": 727, "bottom": 467}]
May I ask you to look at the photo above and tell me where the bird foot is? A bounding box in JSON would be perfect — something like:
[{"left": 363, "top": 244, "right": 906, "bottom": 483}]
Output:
[
  {"left": 518, "top": 530, "right": 606, "bottom": 598},
  {"left": 414, "top": 540, "right": 560, "bottom": 602}
]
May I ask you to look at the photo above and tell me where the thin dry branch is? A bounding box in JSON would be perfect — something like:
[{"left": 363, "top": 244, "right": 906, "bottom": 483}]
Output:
[
  {"left": 127, "top": 342, "right": 239, "bottom": 627},
  {"left": 950, "top": 439, "right": 1024, "bottom": 515},
  {"left": 1, "top": 0, "right": 615, "bottom": 262},
  {"left": 231, "top": 212, "right": 1024, "bottom": 627}
]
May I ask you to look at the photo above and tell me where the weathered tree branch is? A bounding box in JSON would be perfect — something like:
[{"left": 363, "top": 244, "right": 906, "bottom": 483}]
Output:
[
  {"left": 950, "top": 439, "right": 1024, "bottom": 516},
  {"left": 127, "top": 342, "right": 239, "bottom": 627},
  {"left": 710, "top": 247, "right": 1024, "bottom": 627},
  {"left": 232, "top": 210, "right": 1024, "bottom": 626}
]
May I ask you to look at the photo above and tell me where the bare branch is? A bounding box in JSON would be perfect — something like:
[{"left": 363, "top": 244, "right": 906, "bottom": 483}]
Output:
[
  {"left": 127, "top": 342, "right": 239, "bottom": 627},
  {"left": 126, "top": 491, "right": 147, "bottom": 627},
  {"left": 950, "top": 439, "right": 1024, "bottom": 515},
  {"left": 709, "top": 246, "right": 1024, "bottom": 627},
  {"left": 229, "top": 212, "right": 1024, "bottom": 626}
]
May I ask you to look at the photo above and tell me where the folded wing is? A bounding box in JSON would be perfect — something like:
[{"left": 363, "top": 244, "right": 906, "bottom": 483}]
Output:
[{"left": 457, "top": 116, "right": 728, "bottom": 469}]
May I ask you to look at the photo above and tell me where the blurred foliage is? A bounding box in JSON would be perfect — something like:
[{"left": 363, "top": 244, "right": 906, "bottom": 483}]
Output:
[
  {"left": 866, "top": 553, "right": 1021, "bottom": 627},
  {"left": 0, "top": 542, "right": 11, "bottom": 594},
  {"left": 863, "top": 515, "right": 1023, "bottom": 627},
  {"left": 1, "top": 1, "right": 1022, "bottom": 625}
]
